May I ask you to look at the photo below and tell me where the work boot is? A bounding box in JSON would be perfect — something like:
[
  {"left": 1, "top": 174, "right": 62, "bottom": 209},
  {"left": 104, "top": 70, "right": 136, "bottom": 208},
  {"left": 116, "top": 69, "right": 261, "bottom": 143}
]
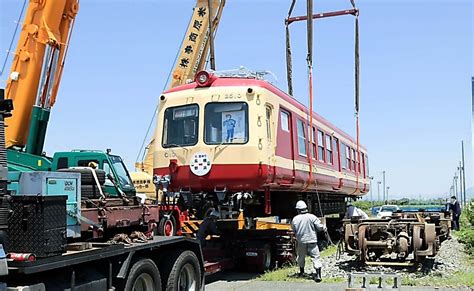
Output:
[
  {"left": 299, "top": 267, "right": 305, "bottom": 277},
  {"left": 314, "top": 268, "right": 322, "bottom": 282}
]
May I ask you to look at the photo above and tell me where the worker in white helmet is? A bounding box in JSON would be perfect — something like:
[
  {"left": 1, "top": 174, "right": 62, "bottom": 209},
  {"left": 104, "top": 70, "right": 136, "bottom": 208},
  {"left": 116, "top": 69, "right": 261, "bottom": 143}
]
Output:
[{"left": 291, "top": 200, "right": 327, "bottom": 282}]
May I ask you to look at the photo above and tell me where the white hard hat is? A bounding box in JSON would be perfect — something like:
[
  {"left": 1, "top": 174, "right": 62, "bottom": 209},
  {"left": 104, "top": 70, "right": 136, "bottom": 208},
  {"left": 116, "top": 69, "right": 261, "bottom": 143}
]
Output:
[{"left": 295, "top": 200, "right": 307, "bottom": 210}]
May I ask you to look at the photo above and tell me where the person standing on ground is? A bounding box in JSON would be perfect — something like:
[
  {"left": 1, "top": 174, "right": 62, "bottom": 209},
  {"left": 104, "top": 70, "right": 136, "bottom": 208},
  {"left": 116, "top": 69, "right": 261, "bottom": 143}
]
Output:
[
  {"left": 291, "top": 200, "right": 327, "bottom": 282},
  {"left": 450, "top": 196, "right": 461, "bottom": 231}
]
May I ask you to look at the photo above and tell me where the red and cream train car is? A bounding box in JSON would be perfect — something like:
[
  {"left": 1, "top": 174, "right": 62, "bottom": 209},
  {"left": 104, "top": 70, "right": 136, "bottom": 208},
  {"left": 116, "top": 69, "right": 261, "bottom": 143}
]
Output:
[{"left": 153, "top": 70, "right": 369, "bottom": 218}]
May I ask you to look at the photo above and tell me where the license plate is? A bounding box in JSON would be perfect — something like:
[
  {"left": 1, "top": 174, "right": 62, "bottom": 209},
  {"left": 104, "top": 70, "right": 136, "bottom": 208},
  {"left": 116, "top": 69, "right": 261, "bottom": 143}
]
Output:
[{"left": 246, "top": 252, "right": 258, "bottom": 257}]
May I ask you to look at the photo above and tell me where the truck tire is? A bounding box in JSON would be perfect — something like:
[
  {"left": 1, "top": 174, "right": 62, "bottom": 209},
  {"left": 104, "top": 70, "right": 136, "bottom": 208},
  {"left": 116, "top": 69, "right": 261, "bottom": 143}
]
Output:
[
  {"left": 157, "top": 215, "right": 177, "bottom": 236},
  {"left": 161, "top": 250, "right": 201, "bottom": 291},
  {"left": 58, "top": 168, "right": 106, "bottom": 185},
  {"left": 124, "top": 258, "right": 162, "bottom": 291},
  {"left": 257, "top": 243, "right": 273, "bottom": 273},
  {"left": 243, "top": 241, "right": 274, "bottom": 273}
]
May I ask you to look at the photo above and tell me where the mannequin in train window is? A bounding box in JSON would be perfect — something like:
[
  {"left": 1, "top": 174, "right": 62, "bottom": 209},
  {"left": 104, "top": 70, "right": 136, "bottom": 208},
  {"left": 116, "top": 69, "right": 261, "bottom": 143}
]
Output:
[{"left": 223, "top": 113, "right": 236, "bottom": 142}]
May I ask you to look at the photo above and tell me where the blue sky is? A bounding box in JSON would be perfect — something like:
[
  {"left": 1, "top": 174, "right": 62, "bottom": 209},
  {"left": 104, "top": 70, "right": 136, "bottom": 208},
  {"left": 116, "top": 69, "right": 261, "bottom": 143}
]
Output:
[{"left": 1, "top": 0, "right": 472, "bottom": 199}]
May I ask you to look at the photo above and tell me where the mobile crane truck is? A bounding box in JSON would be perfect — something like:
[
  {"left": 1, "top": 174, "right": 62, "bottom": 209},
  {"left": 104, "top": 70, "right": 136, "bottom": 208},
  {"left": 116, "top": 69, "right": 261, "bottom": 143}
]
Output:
[
  {"left": 0, "top": 1, "right": 294, "bottom": 289},
  {"left": 0, "top": 1, "right": 204, "bottom": 289}
]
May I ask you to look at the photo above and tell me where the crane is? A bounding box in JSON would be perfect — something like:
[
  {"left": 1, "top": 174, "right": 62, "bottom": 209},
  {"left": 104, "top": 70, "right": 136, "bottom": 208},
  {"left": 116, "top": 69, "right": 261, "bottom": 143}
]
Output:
[
  {"left": 132, "top": 0, "right": 225, "bottom": 195},
  {"left": 3, "top": 0, "right": 79, "bottom": 163}
]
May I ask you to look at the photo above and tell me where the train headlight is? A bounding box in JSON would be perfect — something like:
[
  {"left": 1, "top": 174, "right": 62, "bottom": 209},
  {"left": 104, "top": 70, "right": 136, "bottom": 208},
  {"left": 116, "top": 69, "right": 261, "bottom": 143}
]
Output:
[
  {"left": 195, "top": 71, "right": 215, "bottom": 87},
  {"left": 169, "top": 159, "right": 179, "bottom": 173}
]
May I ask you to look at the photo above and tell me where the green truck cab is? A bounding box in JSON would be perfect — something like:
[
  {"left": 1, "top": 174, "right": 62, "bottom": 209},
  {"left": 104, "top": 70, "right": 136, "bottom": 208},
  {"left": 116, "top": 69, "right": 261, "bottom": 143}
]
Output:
[{"left": 7, "top": 149, "right": 136, "bottom": 197}]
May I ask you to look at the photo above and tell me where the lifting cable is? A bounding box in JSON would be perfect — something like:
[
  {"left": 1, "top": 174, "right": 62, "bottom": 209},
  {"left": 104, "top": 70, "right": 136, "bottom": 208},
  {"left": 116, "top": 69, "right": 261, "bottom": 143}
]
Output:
[
  {"left": 285, "top": 0, "right": 361, "bottom": 195},
  {"left": 0, "top": 0, "right": 27, "bottom": 77},
  {"left": 285, "top": 0, "right": 297, "bottom": 96},
  {"left": 135, "top": 8, "right": 194, "bottom": 166},
  {"left": 349, "top": 0, "right": 361, "bottom": 195},
  {"left": 285, "top": 0, "right": 361, "bottom": 248}
]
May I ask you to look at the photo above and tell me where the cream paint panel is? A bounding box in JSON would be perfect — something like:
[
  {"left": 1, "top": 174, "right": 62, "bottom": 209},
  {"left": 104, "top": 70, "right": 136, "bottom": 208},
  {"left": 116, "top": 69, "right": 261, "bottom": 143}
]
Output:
[{"left": 154, "top": 86, "right": 270, "bottom": 168}]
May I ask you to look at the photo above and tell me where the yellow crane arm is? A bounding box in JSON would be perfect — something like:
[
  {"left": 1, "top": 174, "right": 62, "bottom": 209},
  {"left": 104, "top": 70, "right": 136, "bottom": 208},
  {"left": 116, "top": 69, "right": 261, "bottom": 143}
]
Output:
[
  {"left": 134, "top": 0, "right": 224, "bottom": 179},
  {"left": 4, "top": 0, "right": 79, "bottom": 149},
  {"left": 170, "top": 0, "right": 224, "bottom": 88}
]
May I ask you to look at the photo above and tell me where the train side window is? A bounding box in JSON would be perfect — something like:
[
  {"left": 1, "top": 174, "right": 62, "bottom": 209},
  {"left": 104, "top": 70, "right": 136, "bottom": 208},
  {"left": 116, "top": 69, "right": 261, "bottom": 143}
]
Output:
[
  {"left": 317, "top": 130, "right": 324, "bottom": 162},
  {"left": 280, "top": 110, "right": 290, "bottom": 132},
  {"left": 326, "top": 135, "right": 333, "bottom": 165},
  {"left": 356, "top": 151, "right": 361, "bottom": 173},
  {"left": 334, "top": 137, "right": 340, "bottom": 170},
  {"left": 361, "top": 153, "right": 366, "bottom": 178},
  {"left": 351, "top": 148, "right": 357, "bottom": 172},
  {"left": 341, "top": 142, "right": 347, "bottom": 169},
  {"left": 266, "top": 106, "right": 272, "bottom": 140},
  {"left": 311, "top": 127, "right": 317, "bottom": 160},
  {"left": 296, "top": 120, "right": 307, "bottom": 156},
  {"left": 365, "top": 155, "right": 369, "bottom": 176},
  {"left": 346, "top": 145, "right": 351, "bottom": 170}
]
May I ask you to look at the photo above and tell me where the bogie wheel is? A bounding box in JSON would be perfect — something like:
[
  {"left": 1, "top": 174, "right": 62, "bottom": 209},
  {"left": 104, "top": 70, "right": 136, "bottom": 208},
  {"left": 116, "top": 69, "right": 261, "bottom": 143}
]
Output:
[
  {"left": 123, "top": 258, "right": 161, "bottom": 291},
  {"left": 358, "top": 225, "right": 368, "bottom": 263},
  {"left": 161, "top": 250, "right": 201, "bottom": 291},
  {"left": 158, "top": 215, "right": 177, "bottom": 236}
]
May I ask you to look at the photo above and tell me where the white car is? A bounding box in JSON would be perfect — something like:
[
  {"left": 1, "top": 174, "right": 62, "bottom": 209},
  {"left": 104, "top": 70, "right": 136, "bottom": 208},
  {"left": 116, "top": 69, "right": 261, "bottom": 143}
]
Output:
[{"left": 377, "top": 205, "right": 400, "bottom": 218}]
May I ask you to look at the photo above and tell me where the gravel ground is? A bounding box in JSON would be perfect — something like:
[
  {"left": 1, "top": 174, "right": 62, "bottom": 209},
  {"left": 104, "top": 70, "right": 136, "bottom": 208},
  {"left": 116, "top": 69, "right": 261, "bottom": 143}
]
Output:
[{"left": 315, "top": 237, "right": 472, "bottom": 285}]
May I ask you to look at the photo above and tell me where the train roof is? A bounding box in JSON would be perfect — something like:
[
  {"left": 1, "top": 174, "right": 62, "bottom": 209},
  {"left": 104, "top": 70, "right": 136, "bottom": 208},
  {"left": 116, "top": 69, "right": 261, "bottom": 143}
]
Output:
[{"left": 164, "top": 76, "right": 367, "bottom": 152}]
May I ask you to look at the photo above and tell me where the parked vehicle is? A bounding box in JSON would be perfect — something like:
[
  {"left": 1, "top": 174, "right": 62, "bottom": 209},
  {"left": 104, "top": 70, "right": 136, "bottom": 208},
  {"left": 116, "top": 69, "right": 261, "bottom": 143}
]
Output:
[{"left": 376, "top": 205, "right": 400, "bottom": 218}]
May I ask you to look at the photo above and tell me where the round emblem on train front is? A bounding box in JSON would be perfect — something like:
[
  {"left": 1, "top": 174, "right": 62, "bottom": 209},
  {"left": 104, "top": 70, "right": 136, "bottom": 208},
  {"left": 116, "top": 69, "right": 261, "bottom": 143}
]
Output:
[{"left": 190, "top": 152, "right": 212, "bottom": 176}]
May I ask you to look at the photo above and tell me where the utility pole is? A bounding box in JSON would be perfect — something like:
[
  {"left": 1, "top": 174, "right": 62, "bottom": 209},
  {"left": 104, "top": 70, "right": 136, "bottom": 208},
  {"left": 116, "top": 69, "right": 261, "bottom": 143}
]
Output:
[
  {"left": 461, "top": 140, "right": 467, "bottom": 206},
  {"left": 377, "top": 181, "right": 381, "bottom": 202},
  {"left": 382, "top": 171, "right": 386, "bottom": 202},
  {"left": 454, "top": 174, "right": 458, "bottom": 200},
  {"left": 386, "top": 186, "right": 390, "bottom": 203}
]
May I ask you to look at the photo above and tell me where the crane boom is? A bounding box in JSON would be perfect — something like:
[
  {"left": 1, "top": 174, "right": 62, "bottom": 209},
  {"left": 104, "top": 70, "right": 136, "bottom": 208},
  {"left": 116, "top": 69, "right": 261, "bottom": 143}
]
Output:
[
  {"left": 134, "top": 0, "right": 224, "bottom": 178},
  {"left": 4, "top": 0, "right": 79, "bottom": 155},
  {"left": 170, "top": 0, "right": 224, "bottom": 88}
]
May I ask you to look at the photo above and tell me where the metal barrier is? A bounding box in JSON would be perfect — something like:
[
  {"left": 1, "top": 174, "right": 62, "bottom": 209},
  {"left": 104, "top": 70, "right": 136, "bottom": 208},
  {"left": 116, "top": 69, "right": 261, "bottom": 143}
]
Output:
[{"left": 347, "top": 272, "right": 401, "bottom": 291}]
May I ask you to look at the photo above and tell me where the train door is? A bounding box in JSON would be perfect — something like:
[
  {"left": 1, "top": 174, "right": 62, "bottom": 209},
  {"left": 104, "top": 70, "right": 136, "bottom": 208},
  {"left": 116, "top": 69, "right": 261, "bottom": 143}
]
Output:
[
  {"left": 275, "top": 108, "right": 295, "bottom": 184},
  {"left": 265, "top": 104, "right": 276, "bottom": 183}
]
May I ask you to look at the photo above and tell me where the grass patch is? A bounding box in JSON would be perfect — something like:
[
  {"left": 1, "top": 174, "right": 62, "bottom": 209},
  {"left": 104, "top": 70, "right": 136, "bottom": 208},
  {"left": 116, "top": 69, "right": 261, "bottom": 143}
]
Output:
[{"left": 402, "top": 270, "right": 474, "bottom": 288}]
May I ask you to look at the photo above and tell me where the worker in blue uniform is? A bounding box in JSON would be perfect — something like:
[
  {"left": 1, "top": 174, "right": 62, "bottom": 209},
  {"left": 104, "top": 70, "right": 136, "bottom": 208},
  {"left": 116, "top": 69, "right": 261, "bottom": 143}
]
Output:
[{"left": 450, "top": 196, "right": 461, "bottom": 231}]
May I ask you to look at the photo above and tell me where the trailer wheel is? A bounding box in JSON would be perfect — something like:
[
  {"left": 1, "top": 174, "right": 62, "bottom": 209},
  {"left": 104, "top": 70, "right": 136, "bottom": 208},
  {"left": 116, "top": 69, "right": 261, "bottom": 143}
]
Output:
[
  {"left": 124, "top": 258, "right": 161, "bottom": 291},
  {"left": 257, "top": 244, "right": 273, "bottom": 273},
  {"left": 163, "top": 250, "right": 201, "bottom": 291},
  {"left": 158, "top": 215, "right": 177, "bottom": 236}
]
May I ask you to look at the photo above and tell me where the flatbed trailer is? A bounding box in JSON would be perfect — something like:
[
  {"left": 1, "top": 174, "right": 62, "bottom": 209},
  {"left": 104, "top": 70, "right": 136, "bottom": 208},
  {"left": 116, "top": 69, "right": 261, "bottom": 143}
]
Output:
[{"left": 1, "top": 236, "right": 204, "bottom": 290}]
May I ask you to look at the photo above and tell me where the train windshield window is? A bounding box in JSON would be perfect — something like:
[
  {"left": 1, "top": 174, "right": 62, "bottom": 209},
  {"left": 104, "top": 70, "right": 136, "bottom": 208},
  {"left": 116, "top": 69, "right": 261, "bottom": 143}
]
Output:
[
  {"left": 162, "top": 104, "right": 199, "bottom": 148},
  {"left": 296, "top": 120, "right": 306, "bottom": 156},
  {"left": 204, "top": 102, "right": 248, "bottom": 144}
]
